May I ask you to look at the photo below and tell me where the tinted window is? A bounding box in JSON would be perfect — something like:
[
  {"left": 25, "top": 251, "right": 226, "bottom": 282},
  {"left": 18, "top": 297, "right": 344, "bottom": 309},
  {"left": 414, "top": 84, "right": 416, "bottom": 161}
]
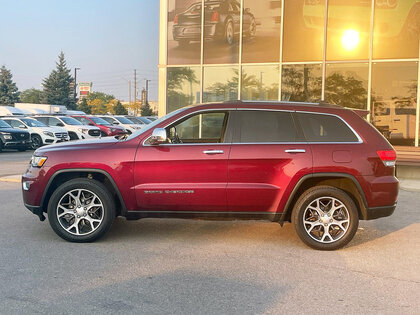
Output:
[
  {"left": 90, "top": 117, "right": 111, "bottom": 125},
  {"left": 297, "top": 113, "right": 359, "bottom": 143},
  {"left": 6, "top": 120, "right": 22, "bottom": 128},
  {"left": 48, "top": 117, "right": 62, "bottom": 127},
  {"left": 0, "top": 119, "right": 11, "bottom": 128},
  {"left": 236, "top": 111, "right": 297, "bottom": 143},
  {"left": 21, "top": 118, "right": 46, "bottom": 127},
  {"left": 34, "top": 117, "right": 48, "bottom": 125},
  {"left": 60, "top": 117, "right": 83, "bottom": 125}
]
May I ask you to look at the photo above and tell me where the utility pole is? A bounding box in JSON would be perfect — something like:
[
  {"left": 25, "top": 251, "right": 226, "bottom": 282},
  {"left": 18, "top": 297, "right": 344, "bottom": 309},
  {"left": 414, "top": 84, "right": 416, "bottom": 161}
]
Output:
[
  {"left": 74, "top": 67, "right": 81, "bottom": 101},
  {"left": 134, "top": 69, "right": 137, "bottom": 115},
  {"left": 145, "top": 79, "right": 151, "bottom": 104},
  {"left": 128, "top": 80, "right": 132, "bottom": 108}
]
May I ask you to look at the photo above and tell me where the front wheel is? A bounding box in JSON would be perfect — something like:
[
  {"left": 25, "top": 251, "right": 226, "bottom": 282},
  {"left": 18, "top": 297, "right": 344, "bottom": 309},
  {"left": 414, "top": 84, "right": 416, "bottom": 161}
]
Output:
[
  {"left": 47, "top": 178, "right": 116, "bottom": 242},
  {"left": 224, "top": 20, "right": 234, "bottom": 45},
  {"left": 292, "top": 186, "right": 359, "bottom": 250},
  {"left": 31, "top": 134, "right": 42, "bottom": 150}
]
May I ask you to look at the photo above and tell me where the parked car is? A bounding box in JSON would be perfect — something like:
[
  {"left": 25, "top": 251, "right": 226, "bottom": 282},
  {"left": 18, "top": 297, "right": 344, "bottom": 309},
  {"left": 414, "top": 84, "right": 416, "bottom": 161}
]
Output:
[
  {"left": 32, "top": 116, "right": 101, "bottom": 140},
  {"left": 126, "top": 116, "right": 152, "bottom": 125},
  {"left": 22, "top": 102, "right": 398, "bottom": 250},
  {"left": 173, "top": 0, "right": 256, "bottom": 46},
  {"left": 144, "top": 116, "right": 158, "bottom": 122},
  {"left": 71, "top": 115, "right": 127, "bottom": 137},
  {"left": 97, "top": 115, "right": 142, "bottom": 134},
  {"left": 0, "top": 119, "right": 31, "bottom": 152},
  {"left": 2, "top": 116, "right": 69, "bottom": 149}
]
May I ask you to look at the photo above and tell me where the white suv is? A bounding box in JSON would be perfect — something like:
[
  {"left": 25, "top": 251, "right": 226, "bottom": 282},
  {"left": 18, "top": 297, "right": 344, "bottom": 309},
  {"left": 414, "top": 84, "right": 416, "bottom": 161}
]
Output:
[
  {"left": 32, "top": 116, "right": 101, "bottom": 141},
  {"left": 97, "top": 115, "right": 142, "bottom": 134},
  {"left": 2, "top": 116, "right": 69, "bottom": 149}
]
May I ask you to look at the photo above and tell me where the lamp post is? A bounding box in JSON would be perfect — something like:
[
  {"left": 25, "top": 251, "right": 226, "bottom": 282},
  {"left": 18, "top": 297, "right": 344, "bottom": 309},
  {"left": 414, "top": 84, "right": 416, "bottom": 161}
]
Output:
[{"left": 74, "top": 67, "right": 81, "bottom": 101}]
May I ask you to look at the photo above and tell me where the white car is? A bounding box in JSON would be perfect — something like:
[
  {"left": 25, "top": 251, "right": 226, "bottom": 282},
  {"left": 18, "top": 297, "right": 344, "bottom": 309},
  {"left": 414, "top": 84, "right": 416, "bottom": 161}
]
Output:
[
  {"left": 32, "top": 116, "right": 101, "bottom": 141},
  {"left": 2, "top": 116, "right": 69, "bottom": 149},
  {"left": 97, "top": 115, "right": 142, "bottom": 134}
]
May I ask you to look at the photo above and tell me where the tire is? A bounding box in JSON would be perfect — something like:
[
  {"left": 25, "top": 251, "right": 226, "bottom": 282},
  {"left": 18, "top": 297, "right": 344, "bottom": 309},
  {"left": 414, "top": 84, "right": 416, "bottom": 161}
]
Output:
[
  {"left": 18, "top": 148, "right": 26, "bottom": 152},
  {"left": 224, "top": 19, "right": 234, "bottom": 45},
  {"left": 68, "top": 132, "right": 79, "bottom": 141},
  {"left": 292, "top": 186, "right": 359, "bottom": 250},
  {"left": 248, "top": 18, "right": 256, "bottom": 37},
  {"left": 31, "top": 134, "right": 42, "bottom": 150},
  {"left": 100, "top": 131, "right": 108, "bottom": 137},
  {"left": 47, "top": 178, "right": 116, "bottom": 242},
  {"left": 0, "top": 140, "right": 3, "bottom": 152},
  {"left": 177, "top": 39, "right": 190, "bottom": 47}
]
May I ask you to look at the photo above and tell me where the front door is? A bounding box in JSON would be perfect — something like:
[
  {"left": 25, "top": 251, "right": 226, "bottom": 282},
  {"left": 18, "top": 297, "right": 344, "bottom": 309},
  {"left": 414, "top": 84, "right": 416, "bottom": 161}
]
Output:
[
  {"left": 134, "top": 110, "right": 233, "bottom": 212},
  {"left": 227, "top": 110, "right": 312, "bottom": 213}
]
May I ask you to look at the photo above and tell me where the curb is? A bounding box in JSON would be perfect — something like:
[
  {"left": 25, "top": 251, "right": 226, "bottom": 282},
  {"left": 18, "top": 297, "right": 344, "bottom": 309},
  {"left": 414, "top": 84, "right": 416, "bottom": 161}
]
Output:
[
  {"left": 0, "top": 175, "right": 21, "bottom": 183},
  {"left": 399, "top": 179, "right": 420, "bottom": 193}
]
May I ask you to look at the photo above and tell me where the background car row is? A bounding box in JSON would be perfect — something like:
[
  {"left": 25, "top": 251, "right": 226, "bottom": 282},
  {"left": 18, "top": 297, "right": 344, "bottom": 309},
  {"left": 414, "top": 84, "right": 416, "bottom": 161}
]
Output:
[{"left": 0, "top": 114, "right": 157, "bottom": 152}]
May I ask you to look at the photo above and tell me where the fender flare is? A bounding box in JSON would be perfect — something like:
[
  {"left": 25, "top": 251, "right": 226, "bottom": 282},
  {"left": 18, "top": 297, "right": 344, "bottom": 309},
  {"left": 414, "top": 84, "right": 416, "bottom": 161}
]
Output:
[
  {"left": 41, "top": 168, "right": 127, "bottom": 214},
  {"left": 277, "top": 172, "right": 368, "bottom": 225}
]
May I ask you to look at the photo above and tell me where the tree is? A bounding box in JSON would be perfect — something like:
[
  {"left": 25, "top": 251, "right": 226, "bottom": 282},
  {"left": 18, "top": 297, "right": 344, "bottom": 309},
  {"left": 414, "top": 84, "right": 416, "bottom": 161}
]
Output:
[
  {"left": 324, "top": 73, "right": 367, "bottom": 109},
  {"left": 42, "top": 52, "right": 76, "bottom": 109},
  {"left": 140, "top": 102, "right": 154, "bottom": 116},
  {"left": 89, "top": 98, "right": 107, "bottom": 114},
  {"left": 0, "top": 65, "right": 20, "bottom": 105},
  {"left": 85, "top": 91, "right": 114, "bottom": 103},
  {"left": 20, "top": 88, "right": 45, "bottom": 104},
  {"left": 84, "top": 91, "right": 115, "bottom": 114},
  {"left": 113, "top": 100, "right": 128, "bottom": 115},
  {"left": 77, "top": 98, "right": 91, "bottom": 114}
]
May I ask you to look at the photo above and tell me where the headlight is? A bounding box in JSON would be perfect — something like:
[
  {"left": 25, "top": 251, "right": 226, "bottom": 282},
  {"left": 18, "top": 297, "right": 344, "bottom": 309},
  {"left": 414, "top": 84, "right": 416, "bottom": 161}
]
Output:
[
  {"left": 43, "top": 131, "right": 54, "bottom": 137},
  {"left": 78, "top": 128, "right": 89, "bottom": 134},
  {"left": 0, "top": 132, "right": 12, "bottom": 140},
  {"left": 30, "top": 156, "right": 47, "bottom": 168}
]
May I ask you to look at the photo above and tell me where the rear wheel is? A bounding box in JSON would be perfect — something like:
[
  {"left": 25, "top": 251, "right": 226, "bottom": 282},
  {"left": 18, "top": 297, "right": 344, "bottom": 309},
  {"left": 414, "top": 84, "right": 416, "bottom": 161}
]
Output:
[
  {"left": 31, "top": 134, "right": 42, "bottom": 150},
  {"left": 47, "top": 178, "right": 116, "bottom": 242},
  {"left": 292, "top": 186, "right": 359, "bottom": 250}
]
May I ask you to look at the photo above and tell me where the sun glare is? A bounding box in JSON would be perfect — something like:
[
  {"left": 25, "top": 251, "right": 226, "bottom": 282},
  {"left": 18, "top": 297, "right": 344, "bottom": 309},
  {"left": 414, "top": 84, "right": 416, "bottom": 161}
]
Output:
[{"left": 341, "top": 29, "right": 360, "bottom": 51}]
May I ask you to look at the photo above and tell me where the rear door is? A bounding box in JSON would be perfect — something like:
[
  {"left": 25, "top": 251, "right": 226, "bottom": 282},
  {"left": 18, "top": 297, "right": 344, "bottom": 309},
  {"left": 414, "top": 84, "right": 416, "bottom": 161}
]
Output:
[
  {"left": 227, "top": 110, "right": 312, "bottom": 213},
  {"left": 134, "top": 110, "right": 234, "bottom": 212}
]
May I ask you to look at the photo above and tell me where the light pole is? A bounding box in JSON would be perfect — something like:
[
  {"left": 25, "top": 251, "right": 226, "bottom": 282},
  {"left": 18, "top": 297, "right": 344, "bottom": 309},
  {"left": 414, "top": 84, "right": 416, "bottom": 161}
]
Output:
[{"left": 74, "top": 67, "right": 81, "bottom": 101}]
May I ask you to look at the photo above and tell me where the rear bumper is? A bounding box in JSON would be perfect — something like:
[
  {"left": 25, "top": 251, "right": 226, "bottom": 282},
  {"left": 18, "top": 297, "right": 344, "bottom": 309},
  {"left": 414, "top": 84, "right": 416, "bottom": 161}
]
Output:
[{"left": 365, "top": 204, "right": 396, "bottom": 220}]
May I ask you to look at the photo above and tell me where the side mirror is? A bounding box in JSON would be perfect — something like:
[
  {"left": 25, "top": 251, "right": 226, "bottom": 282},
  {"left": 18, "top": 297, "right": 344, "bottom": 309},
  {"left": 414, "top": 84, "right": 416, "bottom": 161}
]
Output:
[{"left": 149, "top": 128, "right": 167, "bottom": 145}]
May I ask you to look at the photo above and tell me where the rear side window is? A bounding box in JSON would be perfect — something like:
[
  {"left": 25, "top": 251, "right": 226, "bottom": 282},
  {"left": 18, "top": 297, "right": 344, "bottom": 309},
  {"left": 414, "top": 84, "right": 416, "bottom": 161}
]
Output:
[
  {"left": 297, "top": 113, "right": 359, "bottom": 143},
  {"left": 235, "top": 110, "right": 297, "bottom": 143}
]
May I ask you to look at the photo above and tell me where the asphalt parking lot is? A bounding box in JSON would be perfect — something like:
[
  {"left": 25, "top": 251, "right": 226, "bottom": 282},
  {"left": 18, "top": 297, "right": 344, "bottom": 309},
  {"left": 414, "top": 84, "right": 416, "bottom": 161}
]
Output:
[{"left": 0, "top": 150, "right": 419, "bottom": 314}]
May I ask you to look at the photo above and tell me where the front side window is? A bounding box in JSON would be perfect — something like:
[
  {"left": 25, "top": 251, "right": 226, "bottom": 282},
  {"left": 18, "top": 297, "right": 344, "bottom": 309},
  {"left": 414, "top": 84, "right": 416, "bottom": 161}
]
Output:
[
  {"left": 167, "top": 112, "right": 229, "bottom": 144},
  {"left": 48, "top": 117, "right": 62, "bottom": 126},
  {"left": 235, "top": 110, "right": 298, "bottom": 143},
  {"left": 297, "top": 112, "right": 359, "bottom": 143},
  {"left": 7, "top": 120, "right": 23, "bottom": 128}
]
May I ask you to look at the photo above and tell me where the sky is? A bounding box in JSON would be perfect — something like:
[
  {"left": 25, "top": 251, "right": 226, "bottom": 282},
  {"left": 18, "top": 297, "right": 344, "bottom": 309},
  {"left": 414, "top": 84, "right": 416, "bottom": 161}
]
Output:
[{"left": 0, "top": 0, "right": 160, "bottom": 101}]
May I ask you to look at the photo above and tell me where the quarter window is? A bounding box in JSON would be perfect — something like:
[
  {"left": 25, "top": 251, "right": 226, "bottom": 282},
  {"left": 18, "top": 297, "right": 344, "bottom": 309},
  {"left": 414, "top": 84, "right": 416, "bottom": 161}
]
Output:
[
  {"left": 235, "top": 111, "right": 298, "bottom": 143},
  {"left": 297, "top": 113, "right": 359, "bottom": 143}
]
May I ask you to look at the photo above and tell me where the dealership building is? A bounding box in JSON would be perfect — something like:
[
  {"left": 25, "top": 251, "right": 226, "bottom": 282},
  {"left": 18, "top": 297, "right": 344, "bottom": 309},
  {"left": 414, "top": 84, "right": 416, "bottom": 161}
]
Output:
[{"left": 158, "top": 0, "right": 420, "bottom": 149}]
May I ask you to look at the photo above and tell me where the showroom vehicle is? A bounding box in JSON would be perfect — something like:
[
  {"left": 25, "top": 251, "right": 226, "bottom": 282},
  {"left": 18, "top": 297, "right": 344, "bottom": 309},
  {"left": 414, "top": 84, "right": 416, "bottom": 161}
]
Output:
[
  {"left": 97, "top": 115, "right": 142, "bottom": 134},
  {"left": 22, "top": 102, "right": 398, "bottom": 250},
  {"left": 32, "top": 116, "right": 101, "bottom": 140},
  {"left": 173, "top": 0, "right": 256, "bottom": 46},
  {"left": 2, "top": 117, "right": 69, "bottom": 149},
  {"left": 71, "top": 115, "right": 127, "bottom": 137},
  {"left": 0, "top": 119, "right": 31, "bottom": 152}
]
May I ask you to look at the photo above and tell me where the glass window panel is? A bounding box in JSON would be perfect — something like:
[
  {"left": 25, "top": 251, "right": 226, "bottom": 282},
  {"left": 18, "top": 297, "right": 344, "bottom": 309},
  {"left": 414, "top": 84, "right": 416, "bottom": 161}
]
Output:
[
  {"left": 283, "top": 0, "right": 325, "bottom": 62},
  {"left": 167, "top": 67, "right": 201, "bottom": 113},
  {"left": 168, "top": 0, "right": 202, "bottom": 65},
  {"left": 203, "top": 0, "right": 240, "bottom": 64},
  {"left": 373, "top": 1, "right": 420, "bottom": 59},
  {"left": 241, "top": 65, "right": 279, "bottom": 101},
  {"left": 325, "top": 63, "right": 368, "bottom": 109},
  {"left": 241, "top": 0, "right": 281, "bottom": 63},
  {"left": 203, "top": 66, "right": 238, "bottom": 102},
  {"left": 281, "top": 64, "right": 322, "bottom": 102},
  {"left": 326, "top": 0, "right": 371, "bottom": 60},
  {"left": 371, "top": 62, "right": 418, "bottom": 146}
]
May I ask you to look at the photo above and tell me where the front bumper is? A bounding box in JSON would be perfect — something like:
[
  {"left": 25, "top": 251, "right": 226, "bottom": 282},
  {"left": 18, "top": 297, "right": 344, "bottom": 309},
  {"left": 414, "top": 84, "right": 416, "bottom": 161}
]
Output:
[
  {"left": 4, "top": 140, "right": 32, "bottom": 149},
  {"left": 365, "top": 204, "right": 396, "bottom": 220},
  {"left": 24, "top": 203, "right": 45, "bottom": 221}
]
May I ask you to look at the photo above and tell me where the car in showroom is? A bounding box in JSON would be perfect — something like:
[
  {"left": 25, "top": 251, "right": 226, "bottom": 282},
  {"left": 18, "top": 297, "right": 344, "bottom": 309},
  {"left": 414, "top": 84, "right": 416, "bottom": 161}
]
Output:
[
  {"left": 2, "top": 116, "right": 69, "bottom": 149},
  {"left": 96, "top": 115, "right": 142, "bottom": 134},
  {"left": 32, "top": 115, "right": 101, "bottom": 140},
  {"left": 22, "top": 102, "right": 398, "bottom": 250},
  {"left": 71, "top": 115, "right": 127, "bottom": 137},
  {"left": 0, "top": 118, "right": 31, "bottom": 152},
  {"left": 172, "top": 0, "right": 256, "bottom": 46}
]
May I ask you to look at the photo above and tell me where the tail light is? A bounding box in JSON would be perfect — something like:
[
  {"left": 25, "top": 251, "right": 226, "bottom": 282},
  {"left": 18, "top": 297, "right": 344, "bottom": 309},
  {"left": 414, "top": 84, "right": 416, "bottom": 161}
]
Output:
[
  {"left": 211, "top": 11, "right": 219, "bottom": 22},
  {"left": 174, "top": 14, "right": 179, "bottom": 25},
  {"left": 377, "top": 150, "right": 396, "bottom": 167}
]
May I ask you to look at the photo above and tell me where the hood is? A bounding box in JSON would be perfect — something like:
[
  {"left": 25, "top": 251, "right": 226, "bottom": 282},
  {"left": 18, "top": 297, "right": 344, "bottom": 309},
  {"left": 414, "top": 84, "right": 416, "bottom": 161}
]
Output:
[
  {"left": 0, "top": 127, "right": 29, "bottom": 134},
  {"left": 34, "top": 137, "right": 120, "bottom": 155},
  {"left": 47, "top": 126, "right": 68, "bottom": 133}
]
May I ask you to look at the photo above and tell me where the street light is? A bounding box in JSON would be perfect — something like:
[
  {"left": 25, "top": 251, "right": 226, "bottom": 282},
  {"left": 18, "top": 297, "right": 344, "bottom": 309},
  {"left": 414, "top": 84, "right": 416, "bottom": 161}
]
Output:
[{"left": 74, "top": 67, "right": 81, "bottom": 101}]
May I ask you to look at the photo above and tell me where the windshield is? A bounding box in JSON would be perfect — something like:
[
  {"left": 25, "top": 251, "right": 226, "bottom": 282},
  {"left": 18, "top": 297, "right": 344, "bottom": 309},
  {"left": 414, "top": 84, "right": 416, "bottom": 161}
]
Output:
[
  {"left": 137, "top": 117, "right": 152, "bottom": 124},
  {"left": 0, "top": 119, "right": 11, "bottom": 128},
  {"left": 21, "top": 118, "right": 46, "bottom": 127},
  {"left": 90, "top": 117, "right": 111, "bottom": 125},
  {"left": 60, "top": 117, "right": 83, "bottom": 125},
  {"left": 128, "top": 117, "right": 145, "bottom": 125},
  {"left": 115, "top": 116, "right": 135, "bottom": 124},
  {"left": 126, "top": 107, "right": 190, "bottom": 141}
]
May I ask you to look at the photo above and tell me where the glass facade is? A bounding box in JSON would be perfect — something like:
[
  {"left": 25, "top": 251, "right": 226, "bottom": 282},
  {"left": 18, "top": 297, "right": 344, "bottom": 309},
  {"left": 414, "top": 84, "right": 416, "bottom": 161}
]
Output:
[{"left": 163, "top": 0, "right": 420, "bottom": 147}]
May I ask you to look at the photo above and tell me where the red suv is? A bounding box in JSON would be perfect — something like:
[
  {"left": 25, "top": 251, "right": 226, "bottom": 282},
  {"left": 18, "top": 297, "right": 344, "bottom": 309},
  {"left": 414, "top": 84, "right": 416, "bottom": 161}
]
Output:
[
  {"left": 22, "top": 102, "right": 398, "bottom": 250},
  {"left": 71, "top": 115, "right": 127, "bottom": 137}
]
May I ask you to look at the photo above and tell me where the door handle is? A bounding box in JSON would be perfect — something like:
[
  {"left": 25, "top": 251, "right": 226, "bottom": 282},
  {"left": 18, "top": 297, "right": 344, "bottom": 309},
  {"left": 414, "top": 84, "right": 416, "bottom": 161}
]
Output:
[
  {"left": 203, "top": 150, "right": 224, "bottom": 155},
  {"left": 285, "top": 149, "right": 306, "bottom": 154}
]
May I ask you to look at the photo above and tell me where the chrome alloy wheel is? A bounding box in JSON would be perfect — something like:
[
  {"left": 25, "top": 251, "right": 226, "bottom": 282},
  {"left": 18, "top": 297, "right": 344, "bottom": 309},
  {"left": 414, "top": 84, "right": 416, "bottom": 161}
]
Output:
[
  {"left": 303, "top": 197, "right": 350, "bottom": 243},
  {"left": 226, "top": 22, "right": 234, "bottom": 44},
  {"left": 56, "top": 189, "right": 104, "bottom": 236}
]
